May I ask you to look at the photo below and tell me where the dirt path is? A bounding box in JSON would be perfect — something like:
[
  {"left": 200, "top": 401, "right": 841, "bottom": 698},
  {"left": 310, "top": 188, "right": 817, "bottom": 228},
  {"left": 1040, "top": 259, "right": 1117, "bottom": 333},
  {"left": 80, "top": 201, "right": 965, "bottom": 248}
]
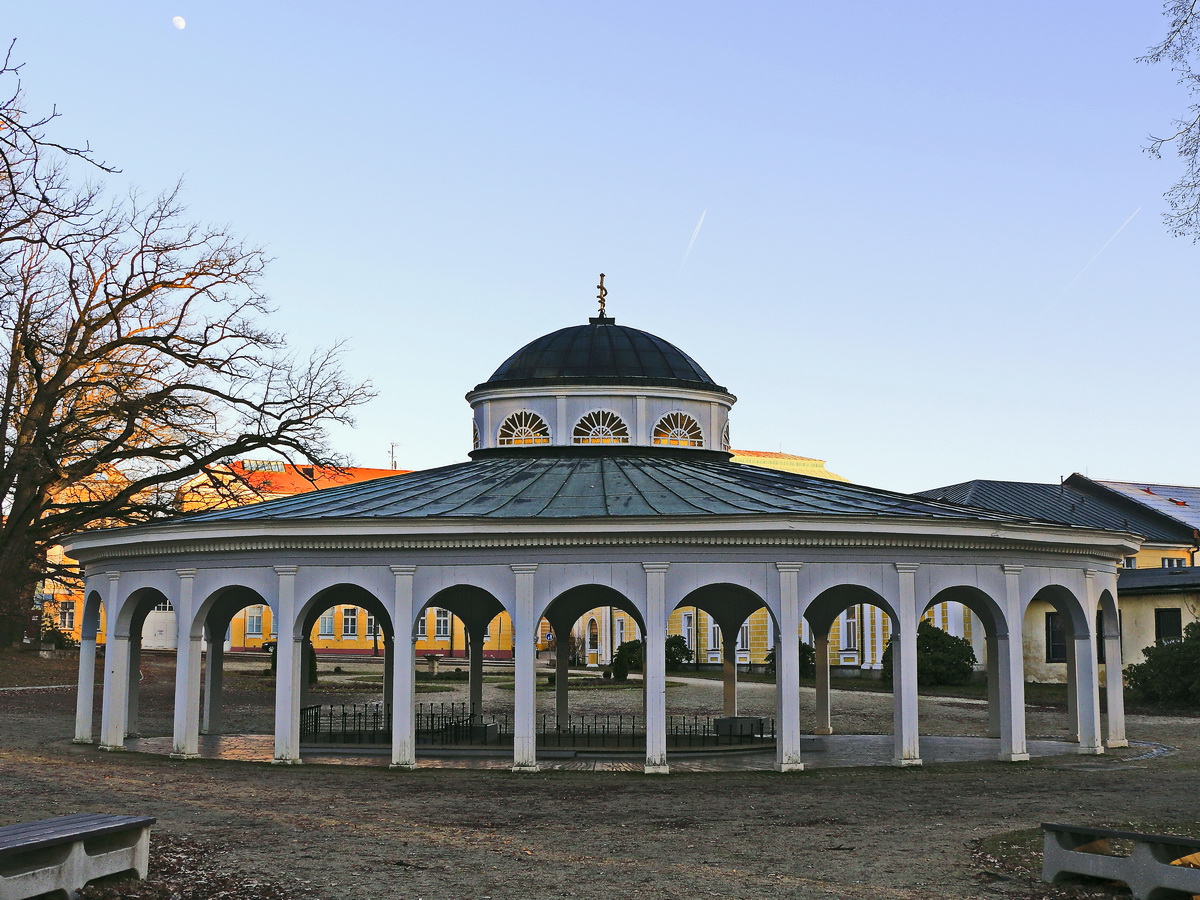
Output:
[{"left": 2, "top": 652, "right": 1197, "bottom": 899}]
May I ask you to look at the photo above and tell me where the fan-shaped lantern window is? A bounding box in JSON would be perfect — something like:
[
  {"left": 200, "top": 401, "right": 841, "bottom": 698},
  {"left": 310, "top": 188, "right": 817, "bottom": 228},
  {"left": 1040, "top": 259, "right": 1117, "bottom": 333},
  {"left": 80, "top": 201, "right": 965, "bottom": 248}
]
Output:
[
  {"left": 497, "top": 410, "right": 551, "bottom": 446},
  {"left": 572, "top": 410, "right": 630, "bottom": 444},
  {"left": 472, "top": 421, "right": 480, "bottom": 450},
  {"left": 721, "top": 421, "right": 730, "bottom": 452},
  {"left": 652, "top": 412, "right": 704, "bottom": 447}
]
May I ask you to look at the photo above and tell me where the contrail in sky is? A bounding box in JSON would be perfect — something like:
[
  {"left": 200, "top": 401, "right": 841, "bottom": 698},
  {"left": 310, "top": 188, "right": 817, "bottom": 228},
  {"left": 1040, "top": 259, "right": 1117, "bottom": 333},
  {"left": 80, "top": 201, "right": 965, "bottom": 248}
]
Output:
[
  {"left": 1053, "top": 207, "right": 1141, "bottom": 304},
  {"left": 679, "top": 209, "right": 707, "bottom": 274}
]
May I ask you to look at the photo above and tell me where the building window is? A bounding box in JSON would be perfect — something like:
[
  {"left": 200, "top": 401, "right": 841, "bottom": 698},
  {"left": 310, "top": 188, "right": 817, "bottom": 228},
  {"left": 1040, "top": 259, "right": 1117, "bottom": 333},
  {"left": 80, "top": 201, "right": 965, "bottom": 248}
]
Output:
[
  {"left": 242, "top": 459, "right": 285, "bottom": 472},
  {"left": 615, "top": 618, "right": 626, "bottom": 647},
  {"left": 342, "top": 607, "right": 359, "bottom": 637},
  {"left": 497, "top": 410, "right": 551, "bottom": 446},
  {"left": 721, "top": 421, "right": 730, "bottom": 452},
  {"left": 1123, "top": 556, "right": 1138, "bottom": 569},
  {"left": 365, "top": 613, "right": 377, "bottom": 636},
  {"left": 709, "top": 620, "right": 721, "bottom": 651},
  {"left": 682, "top": 612, "right": 694, "bottom": 650},
  {"left": 435, "top": 608, "right": 450, "bottom": 638},
  {"left": 246, "top": 606, "right": 264, "bottom": 635},
  {"left": 587, "top": 619, "right": 598, "bottom": 652},
  {"left": 153, "top": 599, "right": 173, "bottom": 612},
  {"left": 319, "top": 610, "right": 335, "bottom": 637},
  {"left": 737, "top": 622, "right": 750, "bottom": 651},
  {"left": 572, "top": 410, "right": 630, "bottom": 444},
  {"left": 652, "top": 411, "right": 704, "bottom": 447},
  {"left": 417, "top": 612, "right": 427, "bottom": 638},
  {"left": 58, "top": 601, "right": 76, "bottom": 632},
  {"left": 841, "top": 607, "right": 858, "bottom": 650},
  {"left": 1162, "top": 557, "right": 1185, "bottom": 568},
  {"left": 1155, "top": 608, "right": 1183, "bottom": 644},
  {"left": 1045, "top": 612, "right": 1067, "bottom": 663},
  {"left": 472, "top": 421, "right": 480, "bottom": 450}
]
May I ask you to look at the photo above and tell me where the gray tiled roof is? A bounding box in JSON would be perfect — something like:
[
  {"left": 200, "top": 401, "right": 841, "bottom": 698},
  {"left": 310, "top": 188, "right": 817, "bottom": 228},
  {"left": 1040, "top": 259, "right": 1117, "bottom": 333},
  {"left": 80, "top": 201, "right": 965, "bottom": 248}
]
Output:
[
  {"left": 1117, "top": 565, "right": 1200, "bottom": 593},
  {"left": 173, "top": 455, "right": 1031, "bottom": 524},
  {"left": 915, "top": 479, "right": 1190, "bottom": 543},
  {"left": 1094, "top": 480, "right": 1200, "bottom": 533}
]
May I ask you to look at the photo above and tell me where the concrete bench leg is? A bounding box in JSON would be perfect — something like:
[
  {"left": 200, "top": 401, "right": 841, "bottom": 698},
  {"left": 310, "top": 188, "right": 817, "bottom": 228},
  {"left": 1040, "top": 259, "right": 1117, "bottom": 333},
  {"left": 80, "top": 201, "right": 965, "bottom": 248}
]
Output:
[{"left": 0, "top": 825, "right": 150, "bottom": 899}]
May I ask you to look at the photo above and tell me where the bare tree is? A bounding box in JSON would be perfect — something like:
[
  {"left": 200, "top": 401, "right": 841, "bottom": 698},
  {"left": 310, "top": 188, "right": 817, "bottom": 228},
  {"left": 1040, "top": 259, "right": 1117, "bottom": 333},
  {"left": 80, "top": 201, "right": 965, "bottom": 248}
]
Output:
[
  {"left": 0, "top": 49, "right": 374, "bottom": 641},
  {"left": 1142, "top": 1, "right": 1200, "bottom": 237}
]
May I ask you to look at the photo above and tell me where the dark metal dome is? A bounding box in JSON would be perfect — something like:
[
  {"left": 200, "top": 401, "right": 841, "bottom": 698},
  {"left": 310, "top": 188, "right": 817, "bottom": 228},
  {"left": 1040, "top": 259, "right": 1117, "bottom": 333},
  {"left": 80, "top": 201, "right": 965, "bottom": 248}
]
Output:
[{"left": 475, "top": 316, "right": 725, "bottom": 392}]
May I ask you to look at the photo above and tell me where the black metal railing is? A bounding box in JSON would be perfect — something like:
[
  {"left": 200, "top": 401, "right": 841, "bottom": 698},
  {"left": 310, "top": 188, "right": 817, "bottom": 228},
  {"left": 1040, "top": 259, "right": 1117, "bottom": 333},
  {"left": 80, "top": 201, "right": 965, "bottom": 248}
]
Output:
[{"left": 299, "top": 703, "right": 775, "bottom": 749}]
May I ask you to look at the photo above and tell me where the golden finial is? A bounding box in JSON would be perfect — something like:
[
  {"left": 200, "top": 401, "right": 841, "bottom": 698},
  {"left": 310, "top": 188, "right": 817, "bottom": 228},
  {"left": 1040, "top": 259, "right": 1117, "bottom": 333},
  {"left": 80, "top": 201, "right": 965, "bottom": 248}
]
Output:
[{"left": 596, "top": 273, "right": 608, "bottom": 318}]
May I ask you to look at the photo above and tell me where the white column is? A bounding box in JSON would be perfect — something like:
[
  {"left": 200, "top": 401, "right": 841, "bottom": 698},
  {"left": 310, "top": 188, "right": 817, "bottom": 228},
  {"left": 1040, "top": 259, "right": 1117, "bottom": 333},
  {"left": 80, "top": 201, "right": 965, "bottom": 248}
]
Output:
[
  {"left": 74, "top": 633, "right": 98, "bottom": 743},
  {"left": 1090, "top": 570, "right": 1127, "bottom": 749},
  {"left": 511, "top": 564, "right": 539, "bottom": 772},
  {"left": 774, "top": 563, "right": 804, "bottom": 772},
  {"left": 642, "top": 562, "right": 670, "bottom": 774},
  {"left": 98, "top": 571, "right": 128, "bottom": 751},
  {"left": 272, "top": 566, "right": 302, "bottom": 764},
  {"left": 814, "top": 634, "right": 832, "bottom": 735},
  {"left": 892, "top": 564, "right": 922, "bottom": 766},
  {"left": 554, "top": 626, "right": 570, "bottom": 726},
  {"left": 390, "top": 566, "right": 417, "bottom": 770},
  {"left": 170, "top": 569, "right": 201, "bottom": 759},
  {"left": 1073, "top": 626, "right": 1103, "bottom": 755},
  {"left": 202, "top": 631, "right": 224, "bottom": 734},
  {"left": 999, "top": 565, "right": 1028, "bottom": 761},
  {"left": 1065, "top": 634, "right": 1079, "bottom": 742}
]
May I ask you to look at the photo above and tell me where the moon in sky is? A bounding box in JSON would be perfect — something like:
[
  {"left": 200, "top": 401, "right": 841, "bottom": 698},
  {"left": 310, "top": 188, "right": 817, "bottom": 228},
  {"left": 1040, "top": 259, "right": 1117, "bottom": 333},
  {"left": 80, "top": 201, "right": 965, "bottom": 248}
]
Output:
[{"left": 172, "top": 16, "right": 187, "bottom": 29}]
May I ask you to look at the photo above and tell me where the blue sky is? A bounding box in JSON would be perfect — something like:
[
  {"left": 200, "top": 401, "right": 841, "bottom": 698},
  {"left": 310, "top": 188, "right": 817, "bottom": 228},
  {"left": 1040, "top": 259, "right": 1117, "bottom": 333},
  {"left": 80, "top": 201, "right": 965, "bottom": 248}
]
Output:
[{"left": 6, "top": 2, "right": 1197, "bottom": 492}]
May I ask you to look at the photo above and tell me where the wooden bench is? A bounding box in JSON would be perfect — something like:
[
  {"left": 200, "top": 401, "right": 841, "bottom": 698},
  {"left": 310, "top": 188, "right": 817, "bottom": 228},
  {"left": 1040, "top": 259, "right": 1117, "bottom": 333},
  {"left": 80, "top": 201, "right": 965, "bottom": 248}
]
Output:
[
  {"left": 0, "top": 813, "right": 155, "bottom": 899},
  {"left": 1042, "top": 822, "right": 1200, "bottom": 900}
]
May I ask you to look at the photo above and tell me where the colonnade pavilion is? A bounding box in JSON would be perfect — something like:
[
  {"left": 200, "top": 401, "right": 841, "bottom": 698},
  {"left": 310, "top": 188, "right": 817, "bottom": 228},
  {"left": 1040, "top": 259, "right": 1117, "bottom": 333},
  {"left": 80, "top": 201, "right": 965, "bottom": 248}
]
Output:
[{"left": 65, "top": 291, "right": 1134, "bottom": 774}]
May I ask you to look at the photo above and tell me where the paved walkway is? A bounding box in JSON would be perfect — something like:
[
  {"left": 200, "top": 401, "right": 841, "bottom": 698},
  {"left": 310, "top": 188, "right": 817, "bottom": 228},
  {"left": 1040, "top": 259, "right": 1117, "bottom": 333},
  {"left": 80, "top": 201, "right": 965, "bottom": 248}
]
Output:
[{"left": 125, "top": 732, "right": 1088, "bottom": 771}]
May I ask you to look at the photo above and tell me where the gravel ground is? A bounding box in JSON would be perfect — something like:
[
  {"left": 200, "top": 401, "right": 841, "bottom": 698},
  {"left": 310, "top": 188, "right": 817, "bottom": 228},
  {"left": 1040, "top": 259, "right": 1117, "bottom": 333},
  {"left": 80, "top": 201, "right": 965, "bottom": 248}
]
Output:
[{"left": 2, "top": 650, "right": 1198, "bottom": 900}]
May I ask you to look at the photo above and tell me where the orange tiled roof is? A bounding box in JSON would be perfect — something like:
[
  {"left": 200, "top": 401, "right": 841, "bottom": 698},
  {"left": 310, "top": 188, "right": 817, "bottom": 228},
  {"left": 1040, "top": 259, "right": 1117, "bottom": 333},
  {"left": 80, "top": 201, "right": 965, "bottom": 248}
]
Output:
[
  {"left": 730, "top": 449, "right": 818, "bottom": 461},
  {"left": 228, "top": 462, "right": 409, "bottom": 497}
]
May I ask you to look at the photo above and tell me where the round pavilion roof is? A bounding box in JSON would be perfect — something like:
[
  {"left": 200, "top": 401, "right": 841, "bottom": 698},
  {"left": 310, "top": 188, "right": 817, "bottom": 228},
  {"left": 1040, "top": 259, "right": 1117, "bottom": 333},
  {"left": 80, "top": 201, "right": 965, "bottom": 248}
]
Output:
[{"left": 474, "top": 317, "right": 725, "bottom": 393}]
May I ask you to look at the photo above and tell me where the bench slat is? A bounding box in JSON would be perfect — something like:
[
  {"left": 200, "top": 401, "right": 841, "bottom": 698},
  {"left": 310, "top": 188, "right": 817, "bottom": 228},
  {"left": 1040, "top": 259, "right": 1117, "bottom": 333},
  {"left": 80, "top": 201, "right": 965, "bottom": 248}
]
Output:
[
  {"left": 1041, "top": 822, "right": 1200, "bottom": 852},
  {"left": 0, "top": 814, "right": 156, "bottom": 854}
]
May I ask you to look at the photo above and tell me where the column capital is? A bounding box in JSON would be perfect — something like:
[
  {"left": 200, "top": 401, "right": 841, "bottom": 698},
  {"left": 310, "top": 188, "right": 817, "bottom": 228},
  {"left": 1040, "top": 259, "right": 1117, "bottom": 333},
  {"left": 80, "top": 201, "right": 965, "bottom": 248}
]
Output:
[
  {"left": 775, "top": 562, "right": 803, "bottom": 573},
  {"left": 106, "top": 571, "right": 121, "bottom": 585},
  {"left": 894, "top": 563, "right": 920, "bottom": 574},
  {"left": 176, "top": 568, "right": 197, "bottom": 579},
  {"left": 642, "top": 562, "right": 671, "bottom": 574},
  {"left": 1002, "top": 565, "right": 1025, "bottom": 576},
  {"left": 1084, "top": 568, "right": 1098, "bottom": 580},
  {"left": 273, "top": 565, "right": 298, "bottom": 577},
  {"left": 510, "top": 564, "right": 539, "bottom": 575},
  {"left": 389, "top": 565, "right": 417, "bottom": 577}
]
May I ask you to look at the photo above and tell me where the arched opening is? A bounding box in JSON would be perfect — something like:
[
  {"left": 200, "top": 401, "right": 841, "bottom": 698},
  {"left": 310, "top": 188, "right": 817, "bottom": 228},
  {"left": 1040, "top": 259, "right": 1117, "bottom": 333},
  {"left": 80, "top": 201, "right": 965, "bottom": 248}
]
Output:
[
  {"left": 100, "top": 587, "right": 174, "bottom": 750},
  {"left": 418, "top": 586, "right": 506, "bottom": 740},
  {"left": 293, "top": 584, "right": 394, "bottom": 747},
  {"left": 541, "top": 585, "right": 645, "bottom": 751},
  {"left": 1022, "top": 584, "right": 1103, "bottom": 753},
  {"left": 923, "top": 586, "right": 1027, "bottom": 761},
  {"left": 804, "top": 585, "right": 899, "bottom": 747},
  {"left": 190, "top": 586, "right": 273, "bottom": 742},
  {"left": 675, "top": 584, "right": 768, "bottom": 731},
  {"left": 1097, "top": 589, "right": 1127, "bottom": 749}
]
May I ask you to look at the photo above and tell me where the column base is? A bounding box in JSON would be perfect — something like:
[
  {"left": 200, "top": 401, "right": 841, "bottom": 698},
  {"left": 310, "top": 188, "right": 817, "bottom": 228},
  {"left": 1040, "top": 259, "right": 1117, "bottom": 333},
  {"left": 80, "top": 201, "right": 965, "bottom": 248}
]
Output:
[
  {"left": 999, "top": 752, "right": 1030, "bottom": 762},
  {"left": 98, "top": 743, "right": 126, "bottom": 752},
  {"left": 389, "top": 762, "right": 418, "bottom": 771},
  {"left": 271, "top": 757, "right": 303, "bottom": 765},
  {"left": 1076, "top": 746, "right": 1104, "bottom": 756},
  {"left": 813, "top": 727, "right": 833, "bottom": 736},
  {"left": 892, "top": 757, "right": 923, "bottom": 767},
  {"left": 511, "top": 764, "right": 540, "bottom": 774},
  {"left": 169, "top": 752, "right": 199, "bottom": 761},
  {"left": 1106, "top": 739, "right": 1129, "bottom": 749},
  {"left": 643, "top": 764, "right": 670, "bottom": 775},
  {"left": 72, "top": 738, "right": 94, "bottom": 745},
  {"left": 775, "top": 761, "right": 804, "bottom": 772}
]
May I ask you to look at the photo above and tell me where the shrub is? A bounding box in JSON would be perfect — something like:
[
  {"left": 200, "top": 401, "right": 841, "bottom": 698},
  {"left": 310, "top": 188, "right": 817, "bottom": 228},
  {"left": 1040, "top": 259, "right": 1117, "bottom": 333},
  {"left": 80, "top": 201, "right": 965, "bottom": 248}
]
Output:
[
  {"left": 665, "top": 634, "right": 694, "bottom": 670},
  {"left": 881, "top": 620, "right": 976, "bottom": 686},
  {"left": 1126, "top": 621, "right": 1200, "bottom": 705},
  {"left": 39, "top": 614, "right": 77, "bottom": 650},
  {"left": 764, "top": 641, "right": 816, "bottom": 678},
  {"left": 611, "top": 639, "right": 642, "bottom": 682},
  {"left": 546, "top": 671, "right": 556, "bottom": 686}
]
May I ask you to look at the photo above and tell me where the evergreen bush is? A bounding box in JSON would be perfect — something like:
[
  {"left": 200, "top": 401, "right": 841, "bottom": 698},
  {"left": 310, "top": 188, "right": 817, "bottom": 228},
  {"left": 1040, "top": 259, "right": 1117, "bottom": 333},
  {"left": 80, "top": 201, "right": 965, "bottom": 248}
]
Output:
[
  {"left": 664, "top": 634, "right": 694, "bottom": 670},
  {"left": 764, "top": 641, "right": 816, "bottom": 678},
  {"left": 881, "top": 620, "right": 976, "bottom": 686},
  {"left": 1126, "top": 622, "right": 1200, "bottom": 705},
  {"left": 611, "top": 639, "right": 642, "bottom": 682}
]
